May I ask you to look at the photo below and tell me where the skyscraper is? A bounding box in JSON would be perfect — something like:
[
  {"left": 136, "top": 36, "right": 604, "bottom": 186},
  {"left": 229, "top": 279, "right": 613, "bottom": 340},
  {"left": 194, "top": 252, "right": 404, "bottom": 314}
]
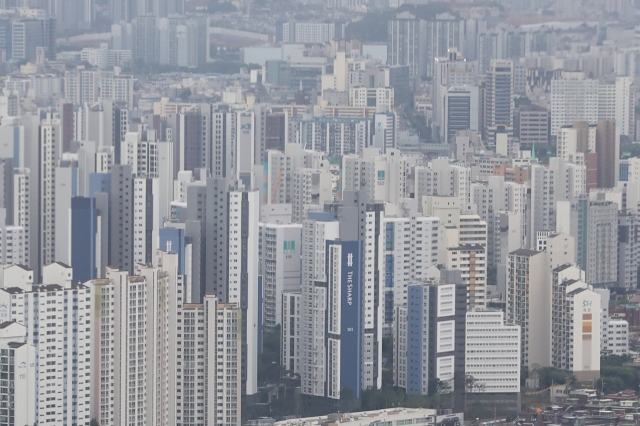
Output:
[{"left": 483, "top": 60, "right": 514, "bottom": 144}]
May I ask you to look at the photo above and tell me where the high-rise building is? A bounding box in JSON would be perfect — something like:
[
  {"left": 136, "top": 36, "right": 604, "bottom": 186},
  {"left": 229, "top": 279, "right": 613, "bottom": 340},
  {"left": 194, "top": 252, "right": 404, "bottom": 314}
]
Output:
[
  {"left": 617, "top": 211, "right": 639, "bottom": 291},
  {"left": 556, "top": 197, "right": 618, "bottom": 287},
  {"left": 598, "top": 76, "right": 635, "bottom": 138},
  {"left": 465, "top": 310, "right": 520, "bottom": 394},
  {"left": 387, "top": 12, "right": 423, "bottom": 77},
  {"left": 422, "top": 13, "right": 462, "bottom": 79},
  {"left": 199, "top": 178, "right": 259, "bottom": 395},
  {"left": 0, "top": 263, "right": 92, "bottom": 425},
  {"left": 551, "top": 267, "right": 601, "bottom": 380},
  {"left": 382, "top": 216, "right": 440, "bottom": 327},
  {"left": 259, "top": 222, "right": 302, "bottom": 331},
  {"left": 57, "top": 0, "right": 91, "bottom": 32},
  {"left": 297, "top": 192, "right": 384, "bottom": 400},
  {"left": 133, "top": 177, "right": 160, "bottom": 265},
  {"left": 529, "top": 158, "right": 585, "bottom": 247},
  {"left": 109, "top": 164, "right": 134, "bottom": 274},
  {"left": 71, "top": 196, "right": 97, "bottom": 282},
  {"left": 471, "top": 175, "right": 526, "bottom": 268},
  {"left": 445, "top": 243, "right": 487, "bottom": 308},
  {"left": 516, "top": 105, "right": 549, "bottom": 145},
  {"left": 596, "top": 120, "right": 618, "bottom": 189},
  {"left": 88, "top": 251, "right": 243, "bottom": 425},
  {"left": 53, "top": 156, "right": 79, "bottom": 266},
  {"left": 506, "top": 238, "right": 575, "bottom": 369},
  {"left": 281, "top": 291, "right": 301, "bottom": 374},
  {"left": 291, "top": 168, "right": 332, "bottom": 223},
  {"left": 393, "top": 272, "right": 467, "bottom": 395},
  {"left": 134, "top": 15, "right": 158, "bottom": 64},
  {"left": 0, "top": 321, "right": 36, "bottom": 426},
  {"left": 550, "top": 72, "right": 599, "bottom": 136},
  {"left": 288, "top": 115, "right": 373, "bottom": 157},
  {"left": 39, "top": 113, "right": 61, "bottom": 270},
  {"left": 298, "top": 214, "right": 340, "bottom": 398},
  {"left": 415, "top": 159, "right": 471, "bottom": 202},
  {"left": 483, "top": 60, "right": 514, "bottom": 144},
  {"left": 443, "top": 85, "right": 480, "bottom": 144}
]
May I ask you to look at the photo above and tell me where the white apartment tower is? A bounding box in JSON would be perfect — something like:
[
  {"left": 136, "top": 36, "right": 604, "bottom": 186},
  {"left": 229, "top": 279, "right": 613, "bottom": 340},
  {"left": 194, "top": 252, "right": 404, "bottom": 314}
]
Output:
[
  {"left": 506, "top": 240, "right": 576, "bottom": 369},
  {"left": 177, "top": 296, "right": 242, "bottom": 426},
  {"left": 551, "top": 270, "right": 601, "bottom": 380},
  {"left": 259, "top": 222, "right": 302, "bottom": 330},
  {"left": 0, "top": 264, "right": 92, "bottom": 425},
  {"left": 0, "top": 321, "right": 36, "bottom": 426},
  {"left": 529, "top": 158, "right": 585, "bottom": 248},
  {"left": 550, "top": 72, "right": 599, "bottom": 135},
  {"left": 291, "top": 168, "right": 332, "bottom": 223},
  {"left": 342, "top": 154, "right": 375, "bottom": 201},
  {"left": 88, "top": 251, "right": 243, "bottom": 425},
  {"left": 133, "top": 177, "right": 161, "bottom": 266},
  {"left": 299, "top": 218, "right": 340, "bottom": 397},
  {"left": 382, "top": 216, "right": 440, "bottom": 326}
]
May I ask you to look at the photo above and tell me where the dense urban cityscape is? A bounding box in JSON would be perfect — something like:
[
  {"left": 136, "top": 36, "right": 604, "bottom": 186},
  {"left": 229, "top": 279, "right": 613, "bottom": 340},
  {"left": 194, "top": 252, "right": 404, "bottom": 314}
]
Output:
[{"left": 1, "top": 0, "right": 640, "bottom": 424}]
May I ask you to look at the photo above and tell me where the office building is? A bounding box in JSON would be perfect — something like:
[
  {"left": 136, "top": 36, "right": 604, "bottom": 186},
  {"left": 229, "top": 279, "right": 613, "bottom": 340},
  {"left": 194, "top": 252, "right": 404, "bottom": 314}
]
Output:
[
  {"left": 443, "top": 85, "right": 480, "bottom": 144},
  {"left": 516, "top": 105, "right": 549, "bottom": 145},
  {"left": 465, "top": 310, "right": 520, "bottom": 394},
  {"left": 483, "top": 60, "right": 514, "bottom": 144}
]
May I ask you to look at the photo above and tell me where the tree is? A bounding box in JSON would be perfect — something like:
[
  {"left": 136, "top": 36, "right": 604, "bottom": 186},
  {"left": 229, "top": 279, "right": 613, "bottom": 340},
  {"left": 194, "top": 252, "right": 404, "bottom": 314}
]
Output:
[
  {"left": 536, "top": 367, "right": 575, "bottom": 388},
  {"left": 90, "top": 420, "right": 100, "bottom": 426},
  {"left": 598, "top": 358, "right": 638, "bottom": 394},
  {"left": 179, "top": 89, "right": 192, "bottom": 101},
  {"left": 465, "top": 375, "right": 485, "bottom": 393},
  {"left": 339, "top": 387, "right": 356, "bottom": 413},
  {"left": 428, "top": 377, "right": 451, "bottom": 397}
]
